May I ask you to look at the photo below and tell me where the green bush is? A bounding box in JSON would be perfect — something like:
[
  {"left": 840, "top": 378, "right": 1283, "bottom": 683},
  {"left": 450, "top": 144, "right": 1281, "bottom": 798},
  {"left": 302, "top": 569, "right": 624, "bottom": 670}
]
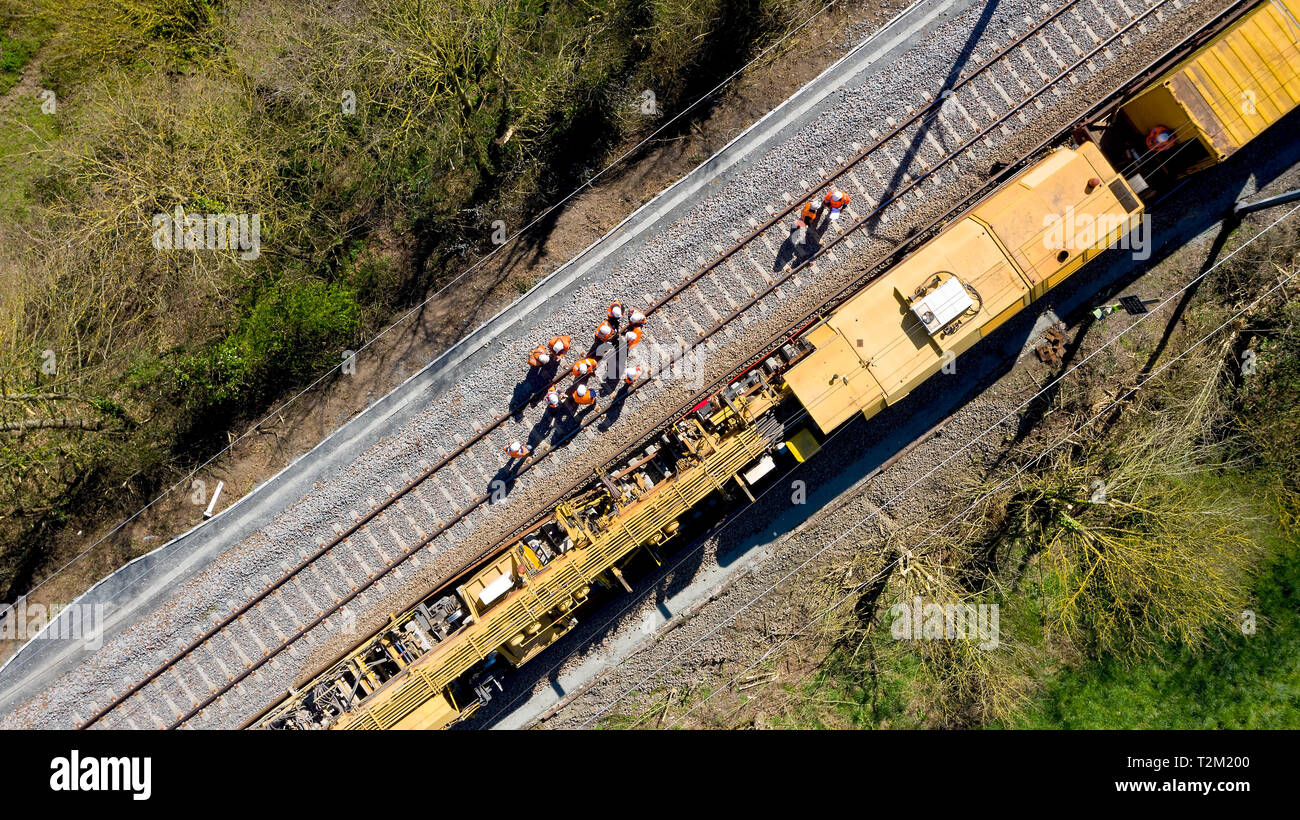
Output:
[
  {"left": 173, "top": 278, "right": 360, "bottom": 411},
  {"left": 0, "top": 34, "right": 38, "bottom": 92}
]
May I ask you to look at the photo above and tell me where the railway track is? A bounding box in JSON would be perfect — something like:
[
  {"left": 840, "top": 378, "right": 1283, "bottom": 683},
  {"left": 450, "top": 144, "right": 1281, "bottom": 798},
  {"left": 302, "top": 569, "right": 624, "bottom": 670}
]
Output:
[{"left": 77, "top": 0, "right": 1238, "bottom": 730}]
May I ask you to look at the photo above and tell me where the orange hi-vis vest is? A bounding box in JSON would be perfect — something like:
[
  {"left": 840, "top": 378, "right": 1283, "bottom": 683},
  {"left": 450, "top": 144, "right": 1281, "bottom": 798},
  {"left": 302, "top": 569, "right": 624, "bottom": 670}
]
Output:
[
  {"left": 628, "top": 309, "right": 646, "bottom": 327},
  {"left": 595, "top": 321, "right": 616, "bottom": 342},
  {"left": 527, "top": 345, "right": 551, "bottom": 367},
  {"left": 572, "top": 385, "right": 596, "bottom": 405},
  {"left": 824, "top": 189, "right": 850, "bottom": 210},
  {"left": 608, "top": 301, "right": 625, "bottom": 320},
  {"left": 548, "top": 335, "right": 571, "bottom": 356},
  {"left": 624, "top": 326, "right": 642, "bottom": 348},
  {"left": 1146, "top": 126, "right": 1176, "bottom": 151},
  {"left": 624, "top": 365, "right": 642, "bottom": 384},
  {"left": 571, "top": 357, "right": 598, "bottom": 378},
  {"left": 799, "top": 200, "right": 819, "bottom": 223},
  {"left": 505, "top": 442, "right": 530, "bottom": 458}
]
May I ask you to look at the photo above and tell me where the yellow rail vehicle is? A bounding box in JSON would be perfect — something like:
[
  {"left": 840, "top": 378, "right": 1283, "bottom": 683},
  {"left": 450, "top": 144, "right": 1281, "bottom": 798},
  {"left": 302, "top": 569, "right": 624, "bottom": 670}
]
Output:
[
  {"left": 259, "top": 141, "right": 1141, "bottom": 731},
  {"left": 784, "top": 142, "right": 1143, "bottom": 433},
  {"left": 263, "top": 391, "right": 786, "bottom": 730}
]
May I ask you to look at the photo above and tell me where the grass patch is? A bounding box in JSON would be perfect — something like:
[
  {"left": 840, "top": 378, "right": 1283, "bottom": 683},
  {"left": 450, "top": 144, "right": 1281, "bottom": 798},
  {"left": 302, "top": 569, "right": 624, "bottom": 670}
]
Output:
[
  {"left": 1011, "top": 508, "right": 1299, "bottom": 729},
  {"left": 0, "top": 94, "right": 57, "bottom": 220}
]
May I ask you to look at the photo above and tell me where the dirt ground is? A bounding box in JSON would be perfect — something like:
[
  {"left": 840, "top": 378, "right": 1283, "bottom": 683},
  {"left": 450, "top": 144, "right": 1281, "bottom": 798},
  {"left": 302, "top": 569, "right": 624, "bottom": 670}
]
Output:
[{"left": 2, "top": 0, "right": 902, "bottom": 665}]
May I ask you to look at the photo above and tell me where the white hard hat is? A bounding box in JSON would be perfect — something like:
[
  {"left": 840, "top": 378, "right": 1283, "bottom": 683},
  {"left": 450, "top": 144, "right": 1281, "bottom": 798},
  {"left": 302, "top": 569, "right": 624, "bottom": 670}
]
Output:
[
  {"left": 611, "top": 304, "right": 623, "bottom": 317},
  {"left": 625, "top": 366, "right": 639, "bottom": 379},
  {"left": 551, "top": 341, "right": 564, "bottom": 353},
  {"left": 538, "top": 352, "right": 551, "bottom": 364},
  {"left": 510, "top": 440, "right": 522, "bottom": 451},
  {"left": 576, "top": 384, "right": 589, "bottom": 396},
  {"left": 625, "top": 330, "right": 637, "bottom": 340},
  {"left": 578, "top": 362, "right": 590, "bottom": 374}
]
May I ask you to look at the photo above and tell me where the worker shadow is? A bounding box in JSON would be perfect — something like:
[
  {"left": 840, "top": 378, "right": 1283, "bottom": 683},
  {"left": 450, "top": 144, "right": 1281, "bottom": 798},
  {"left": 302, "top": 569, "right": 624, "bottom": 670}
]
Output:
[
  {"left": 597, "top": 383, "right": 632, "bottom": 432},
  {"left": 510, "top": 370, "right": 553, "bottom": 421},
  {"left": 773, "top": 225, "right": 821, "bottom": 272},
  {"left": 487, "top": 462, "right": 523, "bottom": 502},
  {"left": 529, "top": 406, "right": 558, "bottom": 441},
  {"left": 543, "top": 404, "right": 581, "bottom": 447}
]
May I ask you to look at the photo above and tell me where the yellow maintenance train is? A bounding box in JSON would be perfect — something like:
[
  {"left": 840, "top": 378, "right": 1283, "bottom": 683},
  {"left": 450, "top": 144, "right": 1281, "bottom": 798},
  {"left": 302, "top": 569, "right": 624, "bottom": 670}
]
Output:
[{"left": 257, "top": 0, "right": 1299, "bottom": 730}]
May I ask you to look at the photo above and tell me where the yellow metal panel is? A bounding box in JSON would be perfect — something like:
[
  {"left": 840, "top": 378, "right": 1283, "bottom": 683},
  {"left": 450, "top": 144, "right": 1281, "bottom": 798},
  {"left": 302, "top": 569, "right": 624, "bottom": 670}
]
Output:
[
  {"left": 783, "top": 331, "right": 885, "bottom": 434},
  {"left": 981, "top": 295, "right": 1029, "bottom": 338},
  {"left": 971, "top": 143, "right": 1139, "bottom": 290},
  {"left": 785, "top": 428, "right": 821, "bottom": 462},
  {"left": 837, "top": 220, "right": 1026, "bottom": 405},
  {"left": 391, "top": 689, "right": 459, "bottom": 730},
  {"left": 1177, "top": 0, "right": 1300, "bottom": 152},
  {"left": 805, "top": 321, "right": 839, "bottom": 347},
  {"left": 457, "top": 552, "right": 516, "bottom": 619},
  {"left": 339, "top": 426, "right": 771, "bottom": 730},
  {"left": 783, "top": 144, "right": 1139, "bottom": 437}
]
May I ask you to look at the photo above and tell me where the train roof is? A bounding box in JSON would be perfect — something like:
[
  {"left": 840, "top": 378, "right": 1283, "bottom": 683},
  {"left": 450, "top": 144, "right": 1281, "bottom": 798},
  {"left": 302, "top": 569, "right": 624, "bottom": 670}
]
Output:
[{"left": 784, "top": 143, "right": 1140, "bottom": 435}]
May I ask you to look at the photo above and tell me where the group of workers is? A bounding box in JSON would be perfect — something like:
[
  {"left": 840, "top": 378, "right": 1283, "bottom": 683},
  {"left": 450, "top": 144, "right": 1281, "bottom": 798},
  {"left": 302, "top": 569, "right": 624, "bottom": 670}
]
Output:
[
  {"left": 505, "top": 188, "right": 859, "bottom": 461},
  {"left": 505, "top": 300, "right": 649, "bottom": 462}
]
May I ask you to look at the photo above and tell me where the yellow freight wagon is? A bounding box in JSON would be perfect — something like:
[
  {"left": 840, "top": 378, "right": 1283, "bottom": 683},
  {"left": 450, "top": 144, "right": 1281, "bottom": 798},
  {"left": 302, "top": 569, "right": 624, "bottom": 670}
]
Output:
[
  {"left": 783, "top": 142, "right": 1143, "bottom": 434},
  {"left": 1119, "top": 0, "right": 1300, "bottom": 176}
]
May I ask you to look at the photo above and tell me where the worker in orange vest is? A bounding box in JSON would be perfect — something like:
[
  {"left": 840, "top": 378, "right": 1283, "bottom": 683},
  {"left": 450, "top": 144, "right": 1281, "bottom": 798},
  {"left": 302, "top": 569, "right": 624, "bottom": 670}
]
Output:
[
  {"left": 527, "top": 344, "right": 552, "bottom": 368},
  {"left": 822, "top": 188, "right": 851, "bottom": 219},
  {"left": 628, "top": 309, "right": 647, "bottom": 327},
  {"left": 504, "top": 441, "right": 531, "bottom": 459},
  {"left": 1146, "top": 125, "right": 1176, "bottom": 152},
  {"left": 547, "top": 335, "right": 572, "bottom": 358},
  {"left": 623, "top": 364, "right": 642, "bottom": 384},
  {"left": 545, "top": 388, "right": 562, "bottom": 409},
  {"left": 796, "top": 199, "right": 820, "bottom": 229},
  {"left": 623, "top": 327, "right": 642, "bottom": 349},
  {"left": 571, "top": 356, "right": 598, "bottom": 378},
  {"left": 595, "top": 320, "right": 616, "bottom": 342},
  {"left": 572, "top": 383, "right": 596, "bottom": 405},
  {"left": 608, "top": 300, "right": 626, "bottom": 321}
]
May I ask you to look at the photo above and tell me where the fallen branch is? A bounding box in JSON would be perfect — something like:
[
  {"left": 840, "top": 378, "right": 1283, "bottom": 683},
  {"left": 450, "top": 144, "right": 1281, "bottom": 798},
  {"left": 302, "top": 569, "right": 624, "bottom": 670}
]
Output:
[{"left": 0, "top": 418, "right": 103, "bottom": 433}]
